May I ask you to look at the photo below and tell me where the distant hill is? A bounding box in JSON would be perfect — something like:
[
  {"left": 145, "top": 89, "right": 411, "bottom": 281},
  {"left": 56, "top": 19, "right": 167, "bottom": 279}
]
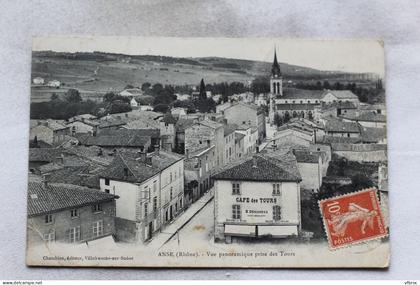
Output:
[{"left": 31, "top": 50, "right": 378, "bottom": 102}]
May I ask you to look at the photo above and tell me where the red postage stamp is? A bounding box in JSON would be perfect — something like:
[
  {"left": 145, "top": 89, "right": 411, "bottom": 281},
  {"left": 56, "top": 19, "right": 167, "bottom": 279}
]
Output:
[{"left": 319, "top": 188, "right": 388, "bottom": 250}]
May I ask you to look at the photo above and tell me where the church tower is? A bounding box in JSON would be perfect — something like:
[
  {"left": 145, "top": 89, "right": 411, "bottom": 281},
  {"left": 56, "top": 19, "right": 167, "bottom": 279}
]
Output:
[{"left": 270, "top": 49, "right": 283, "bottom": 96}]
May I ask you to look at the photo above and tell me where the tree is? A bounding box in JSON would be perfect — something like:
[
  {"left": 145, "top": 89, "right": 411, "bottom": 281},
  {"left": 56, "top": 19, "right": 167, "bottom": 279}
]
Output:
[
  {"left": 103, "top": 92, "right": 116, "bottom": 103},
  {"left": 124, "top": 84, "right": 134, "bottom": 89},
  {"left": 141, "top": 82, "right": 151, "bottom": 91},
  {"left": 199, "top": 78, "right": 206, "bottom": 100},
  {"left": 153, "top": 104, "right": 169, "bottom": 113},
  {"left": 50, "top": 93, "right": 59, "bottom": 101},
  {"left": 273, "top": 113, "right": 283, "bottom": 127},
  {"left": 64, "top": 89, "right": 82, "bottom": 103},
  {"left": 323, "top": 81, "right": 331, "bottom": 90},
  {"left": 251, "top": 76, "right": 270, "bottom": 94},
  {"left": 152, "top": 83, "right": 164, "bottom": 95}
]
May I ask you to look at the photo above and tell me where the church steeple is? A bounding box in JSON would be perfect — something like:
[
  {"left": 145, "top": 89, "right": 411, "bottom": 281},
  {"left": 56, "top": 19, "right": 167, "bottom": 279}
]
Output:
[{"left": 271, "top": 49, "right": 281, "bottom": 78}]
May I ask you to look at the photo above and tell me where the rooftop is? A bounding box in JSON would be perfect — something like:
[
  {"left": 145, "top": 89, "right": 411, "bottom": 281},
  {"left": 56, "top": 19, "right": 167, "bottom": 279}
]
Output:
[
  {"left": 275, "top": 88, "right": 325, "bottom": 100},
  {"left": 341, "top": 112, "right": 387, "bottom": 123},
  {"left": 27, "top": 182, "right": 117, "bottom": 217},
  {"left": 223, "top": 124, "right": 238, "bottom": 137},
  {"left": 324, "top": 90, "right": 359, "bottom": 100},
  {"left": 213, "top": 152, "right": 301, "bottom": 182},
  {"left": 325, "top": 118, "right": 360, "bottom": 133}
]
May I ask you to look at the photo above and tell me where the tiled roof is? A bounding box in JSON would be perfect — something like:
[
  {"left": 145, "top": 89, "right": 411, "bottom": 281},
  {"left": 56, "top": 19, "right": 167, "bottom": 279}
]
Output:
[
  {"left": 325, "top": 101, "right": 357, "bottom": 109},
  {"left": 27, "top": 182, "right": 116, "bottom": 217},
  {"left": 100, "top": 128, "right": 160, "bottom": 139},
  {"left": 100, "top": 150, "right": 183, "bottom": 183},
  {"left": 360, "top": 126, "right": 387, "bottom": 143},
  {"left": 275, "top": 88, "right": 325, "bottom": 100},
  {"left": 199, "top": 119, "right": 223, "bottom": 129},
  {"left": 98, "top": 120, "right": 126, "bottom": 129},
  {"left": 175, "top": 118, "right": 195, "bottom": 131},
  {"left": 325, "top": 118, "right": 360, "bottom": 133},
  {"left": 325, "top": 90, "right": 358, "bottom": 100},
  {"left": 293, "top": 149, "right": 319, "bottom": 163},
  {"left": 331, "top": 143, "right": 387, "bottom": 152},
  {"left": 275, "top": 103, "right": 316, "bottom": 111},
  {"left": 78, "top": 132, "right": 153, "bottom": 148},
  {"left": 213, "top": 152, "right": 301, "bottom": 182},
  {"left": 223, "top": 124, "right": 238, "bottom": 136},
  {"left": 342, "top": 112, "right": 386, "bottom": 123},
  {"left": 162, "top": 113, "right": 177, "bottom": 124},
  {"left": 120, "top": 88, "right": 143, "bottom": 96},
  {"left": 31, "top": 120, "right": 68, "bottom": 131},
  {"left": 320, "top": 136, "right": 361, "bottom": 144},
  {"left": 29, "top": 148, "right": 71, "bottom": 162}
]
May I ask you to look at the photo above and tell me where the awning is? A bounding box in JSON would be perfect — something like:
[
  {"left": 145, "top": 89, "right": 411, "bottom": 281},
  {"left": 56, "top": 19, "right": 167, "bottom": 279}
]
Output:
[
  {"left": 258, "top": 225, "right": 298, "bottom": 237},
  {"left": 225, "top": 224, "right": 256, "bottom": 237}
]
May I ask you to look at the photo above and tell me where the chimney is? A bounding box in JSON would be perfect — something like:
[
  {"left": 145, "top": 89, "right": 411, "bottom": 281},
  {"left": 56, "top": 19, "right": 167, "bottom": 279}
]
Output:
[
  {"left": 42, "top": 173, "right": 50, "bottom": 188},
  {"left": 252, "top": 156, "right": 258, "bottom": 168},
  {"left": 185, "top": 149, "right": 189, "bottom": 159}
]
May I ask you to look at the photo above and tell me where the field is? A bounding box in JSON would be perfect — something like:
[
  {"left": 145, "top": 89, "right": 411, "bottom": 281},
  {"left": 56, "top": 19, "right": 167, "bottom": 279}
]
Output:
[{"left": 30, "top": 51, "right": 374, "bottom": 102}]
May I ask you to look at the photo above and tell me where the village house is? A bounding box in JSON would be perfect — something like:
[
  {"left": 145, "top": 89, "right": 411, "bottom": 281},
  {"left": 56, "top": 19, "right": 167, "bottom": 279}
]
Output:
[
  {"left": 47, "top": 80, "right": 61, "bottom": 88},
  {"left": 331, "top": 143, "right": 387, "bottom": 163},
  {"left": 159, "top": 113, "right": 177, "bottom": 152},
  {"left": 68, "top": 114, "right": 97, "bottom": 123},
  {"left": 97, "top": 119, "right": 127, "bottom": 133},
  {"left": 119, "top": 88, "right": 144, "bottom": 97},
  {"left": 30, "top": 120, "right": 69, "bottom": 145},
  {"left": 321, "top": 90, "right": 360, "bottom": 106},
  {"left": 293, "top": 149, "right": 322, "bottom": 192},
  {"left": 223, "top": 124, "right": 237, "bottom": 165},
  {"left": 223, "top": 102, "right": 266, "bottom": 144},
  {"left": 341, "top": 112, "right": 387, "bottom": 128},
  {"left": 324, "top": 118, "right": 361, "bottom": 138},
  {"left": 174, "top": 118, "right": 195, "bottom": 154},
  {"left": 184, "top": 145, "right": 216, "bottom": 204},
  {"left": 213, "top": 151, "right": 302, "bottom": 243},
  {"left": 234, "top": 132, "right": 246, "bottom": 159},
  {"left": 27, "top": 180, "right": 117, "bottom": 245},
  {"left": 216, "top": 102, "right": 232, "bottom": 114},
  {"left": 78, "top": 129, "right": 160, "bottom": 153},
  {"left": 99, "top": 149, "right": 184, "bottom": 243},
  {"left": 234, "top": 124, "right": 257, "bottom": 156},
  {"left": 67, "top": 118, "right": 99, "bottom": 136},
  {"left": 184, "top": 119, "right": 225, "bottom": 169},
  {"left": 32, "top": 77, "right": 45, "bottom": 85},
  {"left": 130, "top": 97, "right": 139, "bottom": 108}
]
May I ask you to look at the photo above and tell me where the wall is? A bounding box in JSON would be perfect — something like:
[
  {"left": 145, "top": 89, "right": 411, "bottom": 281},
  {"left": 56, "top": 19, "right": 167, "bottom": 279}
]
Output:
[
  {"left": 29, "top": 125, "right": 54, "bottom": 144},
  {"left": 214, "top": 179, "right": 300, "bottom": 240},
  {"left": 160, "top": 159, "right": 185, "bottom": 226},
  {"left": 28, "top": 200, "right": 115, "bottom": 244},
  {"left": 99, "top": 178, "right": 139, "bottom": 221},
  {"left": 297, "top": 161, "right": 322, "bottom": 192},
  {"left": 67, "top": 121, "right": 95, "bottom": 135},
  {"left": 333, "top": 149, "right": 387, "bottom": 162}
]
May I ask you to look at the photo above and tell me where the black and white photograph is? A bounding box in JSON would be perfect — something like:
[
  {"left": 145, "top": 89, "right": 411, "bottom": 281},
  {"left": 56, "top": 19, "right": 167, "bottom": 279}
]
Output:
[{"left": 26, "top": 37, "right": 389, "bottom": 268}]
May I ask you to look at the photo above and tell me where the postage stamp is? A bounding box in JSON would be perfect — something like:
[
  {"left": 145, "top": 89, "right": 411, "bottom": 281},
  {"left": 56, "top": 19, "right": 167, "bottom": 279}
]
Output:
[{"left": 319, "top": 188, "right": 388, "bottom": 250}]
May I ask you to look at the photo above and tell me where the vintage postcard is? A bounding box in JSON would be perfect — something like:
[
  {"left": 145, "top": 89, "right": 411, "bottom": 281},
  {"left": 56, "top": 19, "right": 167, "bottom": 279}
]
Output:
[{"left": 27, "top": 37, "right": 389, "bottom": 268}]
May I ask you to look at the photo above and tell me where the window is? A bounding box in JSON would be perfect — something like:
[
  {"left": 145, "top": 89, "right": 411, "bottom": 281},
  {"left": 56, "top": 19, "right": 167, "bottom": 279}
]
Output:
[
  {"left": 92, "top": 220, "right": 103, "bottom": 237},
  {"left": 68, "top": 226, "right": 81, "bottom": 243},
  {"left": 170, "top": 187, "right": 173, "bottom": 200},
  {"left": 273, "top": 205, "right": 281, "bottom": 221},
  {"left": 170, "top": 172, "right": 173, "bottom": 183},
  {"left": 199, "top": 168, "right": 202, "bottom": 177},
  {"left": 153, "top": 197, "right": 157, "bottom": 213},
  {"left": 43, "top": 231, "right": 55, "bottom": 244},
  {"left": 45, "top": 214, "right": 53, "bottom": 224},
  {"left": 144, "top": 202, "right": 148, "bottom": 219},
  {"left": 273, "top": 184, "right": 281, "bottom": 195},
  {"left": 105, "top": 189, "right": 110, "bottom": 193},
  {"left": 104, "top": 178, "right": 110, "bottom": 186},
  {"left": 232, "top": 205, "right": 241, "bottom": 219},
  {"left": 153, "top": 180, "right": 157, "bottom": 192},
  {"left": 232, "top": 183, "right": 240, "bottom": 195},
  {"left": 92, "top": 204, "right": 102, "bottom": 213},
  {"left": 70, "top": 209, "right": 79, "bottom": 218},
  {"left": 205, "top": 163, "right": 208, "bottom": 172},
  {"left": 180, "top": 198, "right": 183, "bottom": 208}
]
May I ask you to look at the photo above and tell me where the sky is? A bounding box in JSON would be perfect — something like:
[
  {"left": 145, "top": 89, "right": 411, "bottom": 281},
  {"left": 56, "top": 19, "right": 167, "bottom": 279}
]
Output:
[{"left": 33, "top": 37, "right": 385, "bottom": 76}]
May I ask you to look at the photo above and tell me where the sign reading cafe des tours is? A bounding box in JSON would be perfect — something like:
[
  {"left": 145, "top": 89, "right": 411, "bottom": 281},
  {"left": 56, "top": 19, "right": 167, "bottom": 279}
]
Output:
[{"left": 26, "top": 37, "right": 389, "bottom": 268}]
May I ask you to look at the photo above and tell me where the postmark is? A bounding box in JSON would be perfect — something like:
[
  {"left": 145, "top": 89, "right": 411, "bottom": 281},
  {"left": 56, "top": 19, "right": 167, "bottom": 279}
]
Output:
[{"left": 319, "top": 188, "right": 388, "bottom": 250}]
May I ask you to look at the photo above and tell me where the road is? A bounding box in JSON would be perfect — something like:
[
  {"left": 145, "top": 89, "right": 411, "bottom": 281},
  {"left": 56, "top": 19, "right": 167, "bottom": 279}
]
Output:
[{"left": 161, "top": 198, "right": 214, "bottom": 250}]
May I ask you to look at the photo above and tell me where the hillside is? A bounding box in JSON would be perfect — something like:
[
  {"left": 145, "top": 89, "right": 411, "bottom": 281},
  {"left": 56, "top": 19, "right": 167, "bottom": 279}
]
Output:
[{"left": 30, "top": 51, "right": 373, "bottom": 102}]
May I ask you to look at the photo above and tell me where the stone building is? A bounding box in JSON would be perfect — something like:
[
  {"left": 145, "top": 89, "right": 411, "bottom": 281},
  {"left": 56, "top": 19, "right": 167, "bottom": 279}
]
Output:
[
  {"left": 27, "top": 180, "right": 117, "bottom": 245},
  {"left": 213, "top": 151, "right": 302, "bottom": 242},
  {"left": 99, "top": 150, "right": 184, "bottom": 243}
]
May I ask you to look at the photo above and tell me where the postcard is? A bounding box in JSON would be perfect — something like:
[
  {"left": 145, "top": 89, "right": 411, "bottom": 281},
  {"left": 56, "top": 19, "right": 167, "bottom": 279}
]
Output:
[{"left": 27, "top": 37, "right": 388, "bottom": 267}]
